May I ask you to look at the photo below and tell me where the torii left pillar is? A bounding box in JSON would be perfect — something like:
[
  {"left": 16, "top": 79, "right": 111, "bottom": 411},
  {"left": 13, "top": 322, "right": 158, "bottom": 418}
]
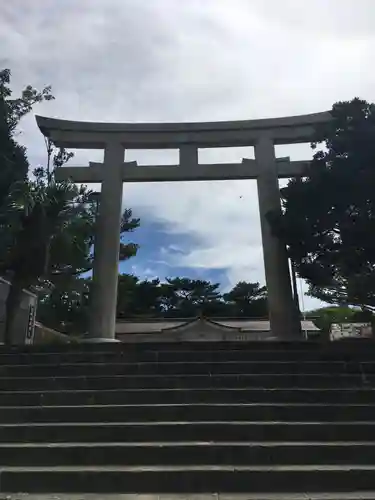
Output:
[{"left": 88, "top": 141, "right": 124, "bottom": 342}]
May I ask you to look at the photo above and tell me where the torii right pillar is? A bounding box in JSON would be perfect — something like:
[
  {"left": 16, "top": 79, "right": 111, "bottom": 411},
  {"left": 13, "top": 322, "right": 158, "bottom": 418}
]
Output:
[{"left": 255, "top": 136, "right": 301, "bottom": 339}]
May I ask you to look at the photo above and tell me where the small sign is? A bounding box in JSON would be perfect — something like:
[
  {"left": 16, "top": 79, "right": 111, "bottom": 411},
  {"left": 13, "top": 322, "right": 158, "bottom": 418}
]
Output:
[{"left": 25, "top": 303, "right": 36, "bottom": 345}]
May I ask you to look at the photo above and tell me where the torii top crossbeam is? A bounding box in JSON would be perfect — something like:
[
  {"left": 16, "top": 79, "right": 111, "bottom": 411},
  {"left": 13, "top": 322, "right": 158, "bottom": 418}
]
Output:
[
  {"left": 36, "top": 112, "right": 331, "bottom": 149},
  {"left": 36, "top": 112, "right": 331, "bottom": 184}
]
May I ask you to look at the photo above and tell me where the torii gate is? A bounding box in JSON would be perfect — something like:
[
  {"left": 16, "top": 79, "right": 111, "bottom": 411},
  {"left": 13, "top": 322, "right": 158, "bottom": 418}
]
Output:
[{"left": 36, "top": 112, "right": 331, "bottom": 341}]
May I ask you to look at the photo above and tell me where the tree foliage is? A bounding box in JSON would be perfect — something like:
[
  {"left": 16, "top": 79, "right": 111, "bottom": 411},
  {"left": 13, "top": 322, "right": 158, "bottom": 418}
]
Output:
[
  {"left": 37, "top": 277, "right": 91, "bottom": 335},
  {"left": 0, "top": 69, "right": 139, "bottom": 343},
  {"left": 306, "top": 306, "right": 374, "bottom": 337},
  {"left": 39, "top": 275, "right": 269, "bottom": 335},
  {"left": 223, "top": 281, "right": 267, "bottom": 317},
  {"left": 119, "top": 276, "right": 268, "bottom": 320},
  {"left": 272, "top": 98, "right": 375, "bottom": 312},
  {"left": 0, "top": 179, "right": 92, "bottom": 343},
  {"left": 161, "top": 278, "right": 222, "bottom": 317},
  {"left": 0, "top": 69, "right": 48, "bottom": 208}
]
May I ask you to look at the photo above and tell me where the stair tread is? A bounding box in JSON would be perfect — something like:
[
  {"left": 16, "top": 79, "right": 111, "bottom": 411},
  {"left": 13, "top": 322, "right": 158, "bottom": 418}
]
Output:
[
  {"left": 0, "top": 372, "right": 366, "bottom": 379},
  {"left": 0, "top": 360, "right": 363, "bottom": 366},
  {"left": 2, "top": 420, "right": 375, "bottom": 427},
  {"left": 2, "top": 387, "right": 374, "bottom": 393},
  {"left": 6, "top": 494, "right": 375, "bottom": 500},
  {"left": 2, "top": 402, "right": 374, "bottom": 409},
  {"left": 1, "top": 441, "right": 375, "bottom": 448},
  {"left": 3, "top": 464, "right": 375, "bottom": 471}
]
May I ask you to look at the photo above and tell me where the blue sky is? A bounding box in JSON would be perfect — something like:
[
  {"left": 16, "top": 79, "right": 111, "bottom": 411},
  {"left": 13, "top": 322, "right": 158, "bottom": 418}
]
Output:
[
  {"left": 120, "top": 219, "right": 231, "bottom": 290},
  {"left": 2, "top": 0, "right": 375, "bottom": 311}
]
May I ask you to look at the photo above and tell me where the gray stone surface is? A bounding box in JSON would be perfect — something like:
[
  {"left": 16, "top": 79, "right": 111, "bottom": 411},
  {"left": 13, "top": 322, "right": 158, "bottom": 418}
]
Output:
[
  {"left": 1, "top": 341, "right": 375, "bottom": 494},
  {"left": 5, "top": 493, "right": 375, "bottom": 499},
  {"left": 88, "top": 142, "right": 125, "bottom": 342}
]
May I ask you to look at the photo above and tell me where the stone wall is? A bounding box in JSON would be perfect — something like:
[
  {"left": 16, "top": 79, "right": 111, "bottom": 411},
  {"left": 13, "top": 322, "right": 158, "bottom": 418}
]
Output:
[
  {"left": 33, "top": 322, "right": 72, "bottom": 344},
  {"left": 0, "top": 277, "right": 37, "bottom": 344},
  {"left": 331, "top": 323, "right": 373, "bottom": 341}
]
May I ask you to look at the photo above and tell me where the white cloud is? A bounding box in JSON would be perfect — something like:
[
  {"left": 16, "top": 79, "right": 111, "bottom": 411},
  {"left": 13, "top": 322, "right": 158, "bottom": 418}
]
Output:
[{"left": 1, "top": 0, "right": 375, "bottom": 311}]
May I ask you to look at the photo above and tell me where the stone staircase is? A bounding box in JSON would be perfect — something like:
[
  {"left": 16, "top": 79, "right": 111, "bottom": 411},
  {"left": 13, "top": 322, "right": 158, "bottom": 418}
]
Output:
[{"left": 0, "top": 340, "right": 375, "bottom": 497}]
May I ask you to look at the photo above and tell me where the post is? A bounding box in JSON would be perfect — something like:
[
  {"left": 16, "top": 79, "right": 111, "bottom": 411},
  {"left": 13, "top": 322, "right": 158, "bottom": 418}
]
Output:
[
  {"left": 179, "top": 145, "right": 198, "bottom": 168},
  {"left": 255, "top": 136, "right": 301, "bottom": 339},
  {"left": 88, "top": 142, "right": 124, "bottom": 341}
]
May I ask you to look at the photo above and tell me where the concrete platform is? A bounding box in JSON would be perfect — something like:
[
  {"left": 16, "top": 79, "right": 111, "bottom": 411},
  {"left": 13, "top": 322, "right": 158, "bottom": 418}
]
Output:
[{"left": 1, "top": 341, "right": 375, "bottom": 494}]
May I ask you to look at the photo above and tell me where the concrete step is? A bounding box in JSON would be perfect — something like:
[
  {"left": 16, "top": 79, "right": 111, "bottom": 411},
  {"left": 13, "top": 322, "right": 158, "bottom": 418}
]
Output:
[
  {"left": 4, "top": 421, "right": 375, "bottom": 444},
  {"left": 0, "top": 373, "right": 370, "bottom": 391},
  {"left": 2, "top": 441, "right": 375, "bottom": 467},
  {"left": 0, "top": 360, "right": 369, "bottom": 378},
  {"left": 2, "top": 338, "right": 374, "bottom": 352},
  {"left": 2, "top": 387, "right": 375, "bottom": 406},
  {"left": 1, "top": 403, "right": 375, "bottom": 424},
  {"left": 2, "top": 465, "right": 375, "bottom": 493},
  {"left": 2, "top": 421, "right": 375, "bottom": 444},
  {"left": 6, "top": 494, "right": 375, "bottom": 500},
  {"left": 6, "top": 495, "right": 375, "bottom": 500},
  {"left": 2, "top": 349, "right": 375, "bottom": 365},
  {"left": 1, "top": 342, "right": 375, "bottom": 496}
]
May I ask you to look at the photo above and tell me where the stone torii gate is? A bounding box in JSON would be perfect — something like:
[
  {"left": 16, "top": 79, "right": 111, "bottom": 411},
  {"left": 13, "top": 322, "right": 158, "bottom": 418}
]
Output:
[{"left": 36, "top": 112, "right": 331, "bottom": 342}]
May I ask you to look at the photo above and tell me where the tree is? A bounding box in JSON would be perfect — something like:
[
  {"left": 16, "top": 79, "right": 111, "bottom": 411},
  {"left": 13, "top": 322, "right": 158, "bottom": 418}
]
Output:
[
  {"left": 116, "top": 276, "right": 226, "bottom": 319},
  {"left": 37, "top": 277, "right": 91, "bottom": 335},
  {"left": 114, "top": 276, "right": 270, "bottom": 321},
  {"left": 162, "top": 278, "right": 222, "bottom": 317},
  {"left": 116, "top": 276, "right": 166, "bottom": 318},
  {"left": 0, "top": 69, "right": 58, "bottom": 342},
  {"left": 116, "top": 274, "right": 139, "bottom": 319},
  {"left": 0, "top": 69, "right": 140, "bottom": 342},
  {"left": 223, "top": 281, "right": 268, "bottom": 317},
  {"left": 56, "top": 274, "right": 271, "bottom": 329},
  {"left": 271, "top": 98, "right": 375, "bottom": 312},
  {"left": 135, "top": 278, "right": 164, "bottom": 317},
  {"left": 306, "top": 306, "right": 374, "bottom": 339},
  {"left": 0, "top": 179, "right": 92, "bottom": 343},
  {"left": 0, "top": 69, "right": 53, "bottom": 206},
  {"left": 34, "top": 179, "right": 139, "bottom": 335}
]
